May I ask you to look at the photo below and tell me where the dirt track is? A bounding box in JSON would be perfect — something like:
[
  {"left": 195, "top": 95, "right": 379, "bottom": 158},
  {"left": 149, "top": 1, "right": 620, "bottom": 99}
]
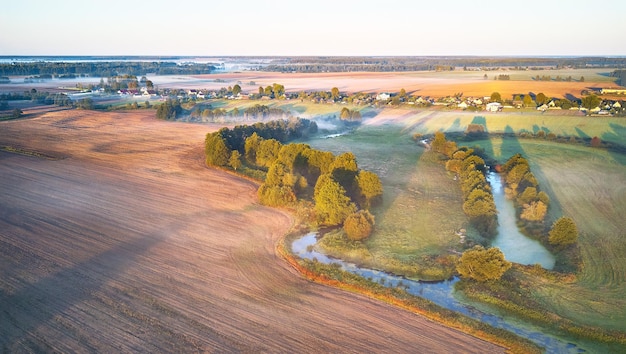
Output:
[{"left": 0, "top": 110, "right": 503, "bottom": 352}]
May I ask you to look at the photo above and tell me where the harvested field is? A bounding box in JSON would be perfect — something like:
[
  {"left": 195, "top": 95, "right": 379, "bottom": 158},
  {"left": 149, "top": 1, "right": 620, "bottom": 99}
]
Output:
[
  {"left": 0, "top": 110, "right": 503, "bottom": 352},
  {"left": 187, "top": 70, "right": 620, "bottom": 99}
]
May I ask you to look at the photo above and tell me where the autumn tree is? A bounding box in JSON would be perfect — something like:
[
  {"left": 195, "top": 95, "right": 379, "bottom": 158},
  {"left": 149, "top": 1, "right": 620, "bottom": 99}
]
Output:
[
  {"left": 457, "top": 246, "right": 511, "bottom": 282},
  {"left": 343, "top": 210, "right": 375, "bottom": 241},
  {"left": 331, "top": 87, "right": 340, "bottom": 100},
  {"left": 549, "top": 217, "right": 578, "bottom": 246},
  {"left": 590, "top": 136, "right": 602, "bottom": 147},
  {"left": 520, "top": 200, "right": 548, "bottom": 222},
  {"left": 431, "top": 131, "right": 447, "bottom": 154}
]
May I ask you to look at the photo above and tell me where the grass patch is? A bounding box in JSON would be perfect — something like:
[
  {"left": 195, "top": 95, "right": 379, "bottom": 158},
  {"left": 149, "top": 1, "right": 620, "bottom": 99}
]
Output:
[{"left": 306, "top": 125, "right": 477, "bottom": 281}]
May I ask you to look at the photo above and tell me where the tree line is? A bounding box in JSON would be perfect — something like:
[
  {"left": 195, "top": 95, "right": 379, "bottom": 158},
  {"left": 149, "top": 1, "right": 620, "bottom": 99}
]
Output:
[
  {"left": 427, "top": 131, "right": 506, "bottom": 281},
  {"left": 500, "top": 154, "right": 579, "bottom": 272},
  {"left": 258, "top": 56, "right": 626, "bottom": 73},
  {"left": 0, "top": 61, "right": 216, "bottom": 77},
  {"left": 431, "top": 132, "right": 498, "bottom": 239},
  {"left": 205, "top": 119, "right": 382, "bottom": 241}
]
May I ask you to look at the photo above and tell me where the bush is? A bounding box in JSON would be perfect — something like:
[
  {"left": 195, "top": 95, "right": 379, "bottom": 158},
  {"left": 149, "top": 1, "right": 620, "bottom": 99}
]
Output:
[
  {"left": 549, "top": 217, "right": 578, "bottom": 246},
  {"left": 457, "top": 246, "right": 511, "bottom": 282},
  {"left": 343, "top": 210, "right": 375, "bottom": 241}
]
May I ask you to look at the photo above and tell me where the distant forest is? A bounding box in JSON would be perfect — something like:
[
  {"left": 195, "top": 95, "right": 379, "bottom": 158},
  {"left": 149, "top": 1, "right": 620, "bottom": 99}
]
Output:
[
  {"left": 611, "top": 70, "right": 626, "bottom": 86},
  {"left": 0, "top": 61, "right": 217, "bottom": 77},
  {"left": 260, "top": 56, "right": 626, "bottom": 73}
]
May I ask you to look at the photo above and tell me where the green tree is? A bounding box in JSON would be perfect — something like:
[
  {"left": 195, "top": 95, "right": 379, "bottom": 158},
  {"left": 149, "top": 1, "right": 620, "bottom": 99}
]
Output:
[
  {"left": 536, "top": 92, "right": 547, "bottom": 105},
  {"left": 272, "top": 83, "right": 285, "bottom": 97},
  {"left": 256, "top": 139, "right": 282, "bottom": 168},
  {"left": 304, "top": 149, "right": 335, "bottom": 181},
  {"left": 229, "top": 150, "right": 242, "bottom": 171},
  {"left": 456, "top": 246, "right": 511, "bottom": 282},
  {"left": 314, "top": 174, "right": 357, "bottom": 226},
  {"left": 257, "top": 184, "right": 296, "bottom": 206},
  {"left": 356, "top": 170, "right": 383, "bottom": 209},
  {"left": 581, "top": 94, "right": 601, "bottom": 110},
  {"left": 232, "top": 84, "right": 242, "bottom": 96},
  {"left": 11, "top": 108, "right": 22, "bottom": 119},
  {"left": 490, "top": 91, "right": 502, "bottom": 103},
  {"left": 523, "top": 95, "right": 534, "bottom": 107},
  {"left": 549, "top": 217, "right": 578, "bottom": 246},
  {"left": 343, "top": 210, "right": 375, "bottom": 241},
  {"left": 330, "top": 152, "right": 359, "bottom": 193},
  {"left": 331, "top": 87, "right": 340, "bottom": 100},
  {"left": 205, "top": 133, "right": 231, "bottom": 167},
  {"left": 244, "top": 132, "right": 262, "bottom": 164}
]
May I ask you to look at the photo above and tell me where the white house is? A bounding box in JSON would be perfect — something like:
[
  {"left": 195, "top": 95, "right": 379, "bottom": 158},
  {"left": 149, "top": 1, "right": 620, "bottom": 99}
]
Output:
[
  {"left": 376, "top": 92, "right": 391, "bottom": 101},
  {"left": 486, "top": 102, "right": 502, "bottom": 112},
  {"left": 458, "top": 101, "right": 468, "bottom": 109}
]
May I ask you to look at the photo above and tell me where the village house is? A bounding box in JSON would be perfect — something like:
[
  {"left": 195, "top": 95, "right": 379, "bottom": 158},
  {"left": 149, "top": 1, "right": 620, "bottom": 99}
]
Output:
[
  {"left": 376, "top": 92, "right": 391, "bottom": 101},
  {"left": 486, "top": 102, "right": 502, "bottom": 112}
]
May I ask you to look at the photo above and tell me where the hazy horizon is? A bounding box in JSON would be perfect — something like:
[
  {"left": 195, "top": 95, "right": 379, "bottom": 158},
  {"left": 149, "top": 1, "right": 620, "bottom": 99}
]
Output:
[{"left": 2, "top": 0, "right": 625, "bottom": 57}]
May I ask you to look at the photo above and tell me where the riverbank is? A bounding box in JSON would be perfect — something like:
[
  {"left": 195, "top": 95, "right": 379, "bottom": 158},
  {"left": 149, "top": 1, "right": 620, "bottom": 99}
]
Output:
[{"left": 277, "top": 232, "right": 541, "bottom": 354}]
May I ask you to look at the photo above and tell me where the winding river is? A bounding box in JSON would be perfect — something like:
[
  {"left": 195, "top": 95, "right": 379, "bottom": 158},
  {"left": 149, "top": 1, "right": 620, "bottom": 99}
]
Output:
[{"left": 292, "top": 233, "right": 579, "bottom": 353}]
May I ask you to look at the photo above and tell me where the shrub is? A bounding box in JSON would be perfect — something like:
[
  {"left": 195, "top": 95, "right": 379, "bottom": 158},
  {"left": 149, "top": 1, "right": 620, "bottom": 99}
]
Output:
[
  {"left": 343, "top": 210, "right": 375, "bottom": 241},
  {"left": 456, "top": 246, "right": 511, "bottom": 282},
  {"left": 549, "top": 217, "right": 578, "bottom": 246}
]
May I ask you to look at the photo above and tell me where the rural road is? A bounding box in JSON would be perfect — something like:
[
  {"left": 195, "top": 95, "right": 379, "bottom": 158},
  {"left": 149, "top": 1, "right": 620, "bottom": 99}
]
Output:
[{"left": 0, "top": 110, "right": 503, "bottom": 352}]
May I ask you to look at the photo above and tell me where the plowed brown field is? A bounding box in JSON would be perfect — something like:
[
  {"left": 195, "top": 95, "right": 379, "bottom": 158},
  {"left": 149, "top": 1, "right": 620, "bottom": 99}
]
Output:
[{"left": 0, "top": 110, "right": 503, "bottom": 352}]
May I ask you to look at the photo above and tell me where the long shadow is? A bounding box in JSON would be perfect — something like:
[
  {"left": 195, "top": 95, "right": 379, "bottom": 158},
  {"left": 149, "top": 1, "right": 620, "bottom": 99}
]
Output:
[
  {"left": 445, "top": 118, "right": 461, "bottom": 133},
  {"left": 575, "top": 127, "right": 591, "bottom": 141},
  {"left": 500, "top": 125, "right": 563, "bottom": 219},
  {"left": 465, "top": 116, "right": 494, "bottom": 164},
  {"left": 0, "top": 226, "right": 170, "bottom": 350},
  {"left": 602, "top": 123, "right": 626, "bottom": 166}
]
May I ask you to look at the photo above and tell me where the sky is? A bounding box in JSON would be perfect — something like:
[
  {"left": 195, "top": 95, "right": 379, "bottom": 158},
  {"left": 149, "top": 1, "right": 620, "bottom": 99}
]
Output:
[{"left": 2, "top": 0, "right": 625, "bottom": 57}]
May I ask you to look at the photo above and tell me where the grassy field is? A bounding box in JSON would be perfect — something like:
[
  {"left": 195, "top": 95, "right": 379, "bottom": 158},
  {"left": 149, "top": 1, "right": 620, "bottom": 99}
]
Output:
[
  {"left": 395, "top": 109, "right": 626, "bottom": 147},
  {"left": 304, "top": 123, "right": 479, "bottom": 280}
]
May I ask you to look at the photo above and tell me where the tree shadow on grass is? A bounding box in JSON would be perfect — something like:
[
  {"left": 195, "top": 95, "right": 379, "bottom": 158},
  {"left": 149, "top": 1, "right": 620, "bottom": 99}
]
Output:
[
  {"left": 602, "top": 123, "right": 626, "bottom": 166},
  {"left": 500, "top": 125, "right": 563, "bottom": 220},
  {"left": 445, "top": 118, "right": 461, "bottom": 133},
  {"left": 575, "top": 127, "right": 591, "bottom": 140}
]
